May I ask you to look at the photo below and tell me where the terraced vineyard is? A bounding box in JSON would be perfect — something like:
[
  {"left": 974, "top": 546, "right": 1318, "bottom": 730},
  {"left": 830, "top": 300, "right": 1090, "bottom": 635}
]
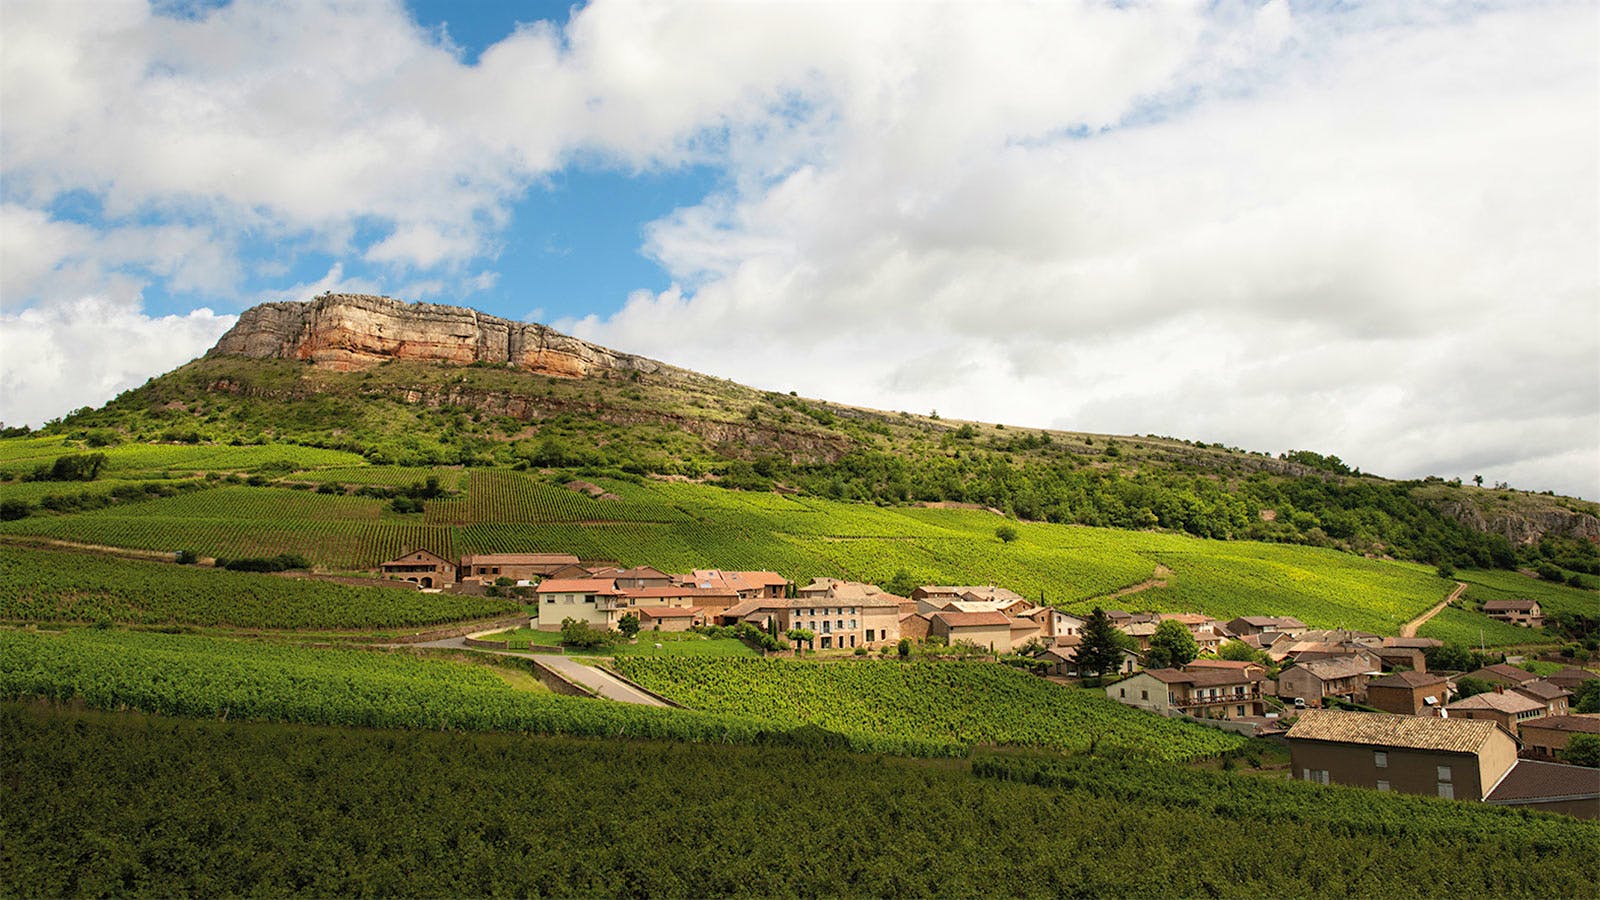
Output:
[
  {"left": 1456, "top": 568, "right": 1596, "bottom": 619},
  {"left": 0, "top": 629, "right": 957, "bottom": 755},
  {"left": 1417, "top": 605, "right": 1553, "bottom": 648},
  {"left": 612, "top": 657, "right": 1245, "bottom": 761},
  {"left": 0, "top": 546, "right": 514, "bottom": 629}
]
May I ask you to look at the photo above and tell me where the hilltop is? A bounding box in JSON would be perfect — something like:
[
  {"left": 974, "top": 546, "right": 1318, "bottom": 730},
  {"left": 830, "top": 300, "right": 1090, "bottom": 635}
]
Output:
[{"left": 23, "top": 294, "right": 1600, "bottom": 578}]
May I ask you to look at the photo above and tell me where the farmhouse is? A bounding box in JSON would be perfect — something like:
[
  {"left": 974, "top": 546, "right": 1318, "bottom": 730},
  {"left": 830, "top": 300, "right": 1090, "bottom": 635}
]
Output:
[
  {"left": 927, "top": 610, "right": 1016, "bottom": 653},
  {"left": 460, "top": 553, "right": 582, "bottom": 583},
  {"left": 1286, "top": 709, "right": 1518, "bottom": 800},
  {"left": 1517, "top": 715, "right": 1600, "bottom": 761},
  {"left": 614, "top": 566, "right": 673, "bottom": 589},
  {"left": 1546, "top": 666, "right": 1600, "bottom": 693},
  {"left": 684, "top": 569, "right": 791, "bottom": 600},
  {"left": 1276, "top": 657, "right": 1377, "bottom": 707},
  {"left": 1225, "top": 615, "right": 1307, "bottom": 639},
  {"left": 1510, "top": 680, "right": 1572, "bottom": 717},
  {"left": 623, "top": 585, "right": 740, "bottom": 618},
  {"left": 1112, "top": 664, "right": 1266, "bottom": 720},
  {"left": 1481, "top": 599, "right": 1543, "bottom": 628},
  {"left": 1464, "top": 664, "right": 1540, "bottom": 689},
  {"left": 378, "top": 549, "right": 456, "bottom": 588},
  {"left": 534, "top": 578, "right": 628, "bottom": 631},
  {"left": 1445, "top": 691, "right": 1546, "bottom": 737},
  {"left": 635, "top": 606, "right": 706, "bottom": 632},
  {"left": 1038, "top": 638, "right": 1140, "bottom": 677},
  {"left": 1365, "top": 671, "right": 1450, "bottom": 716},
  {"left": 725, "top": 596, "right": 901, "bottom": 650}
]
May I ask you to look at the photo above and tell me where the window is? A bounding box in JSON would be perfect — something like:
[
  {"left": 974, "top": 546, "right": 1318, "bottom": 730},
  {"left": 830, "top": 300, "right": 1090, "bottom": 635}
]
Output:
[
  {"left": 1303, "top": 769, "right": 1329, "bottom": 785},
  {"left": 544, "top": 597, "right": 554, "bottom": 604},
  {"left": 1376, "top": 780, "right": 1390, "bottom": 792},
  {"left": 849, "top": 619, "right": 857, "bottom": 629},
  {"left": 1119, "top": 688, "right": 1126, "bottom": 698},
  {"left": 1237, "top": 705, "right": 1246, "bottom": 716},
  {"left": 584, "top": 595, "right": 595, "bottom": 604},
  {"left": 1374, "top": 751, "right": 1388, "bottom": 768},
  {"left": 1140, "top": 690, "right": 1148, "bottom": 701},
  {"left": 1436, "top": 765, "right": 1452, "bottom": 783},
  {"left": 867, "top": 629, "right": 876, "bottom": 642},
  {"left": 1437, "top": 783, "right": 1454, "bottom": 800}
]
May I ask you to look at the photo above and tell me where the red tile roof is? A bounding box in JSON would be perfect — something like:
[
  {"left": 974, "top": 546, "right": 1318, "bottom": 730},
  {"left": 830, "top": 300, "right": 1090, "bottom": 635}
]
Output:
[
  {"left": 931, "top": 611, "right": 1014, "bottom": 628},
  {"left": 1484, "top": 760, "right": 1600, "bottom": 804},
  {"left": 637, "top": 606, "right": 702, "bottom": 618},
  {"left": 1519, "top": 715, "right": 1600, "bottom": 735},
  {"left": 535, "top": 578, "right": 620, "bottom": 594}
]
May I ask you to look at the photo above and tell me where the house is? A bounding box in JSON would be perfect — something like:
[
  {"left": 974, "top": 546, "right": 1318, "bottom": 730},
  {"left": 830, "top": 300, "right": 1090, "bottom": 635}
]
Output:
[
  {"left": 898, "top": 612, "right": 931, "bottom": 643},
  {"left": 460, "top": 553, "right": 581, "bottom": 583},
  {"left": 1186, "top": 659, "right": 1268, "bottom": 679},
  {"left": 1225, "top": 615, "right": 1307, "bottom": 639},
  {"left": 1382, "top": 636, "right": 1443, "bottom": 651},
  {"left": 1445, "top": 691, "right": 1546, "bottom": 737},
  {"left": 1546, "top": 667, "right": 1600, "bottom": 693},
  {"left": 685, "top": 569, "right": 791, "bottom": 600},
  {"left": 614, "top": 566, "right": 673, "bottom": 589},
  {"left": 533, "top": 578, "right": 628, "bottom": 630},
  {"left": 1464, "top": 664, "right": 1540, "bottom": 689},
  {"left": 1481, "top": 599, "right": 1543, "bottom": 628},
  {"left": 623, "top": 585, "right": 740, "bottom": 618},
  {"left": 927, "top": 611, "right": 1016, "bottom": 653},
  {"left": 635, "top": 606, "right": 705, "bottom": 632},
  {"left": 1040, "top": 638, "right": 1141, "bottom": 678},
  {"left": 1111, "top": 664, "right": 1266, "bottom": 720},
  {"left": 1160, "top": 613, "right": 1229, "bottom": 654},
  {"left": 1104, "top": 610, "right": 1157, "bottom": 628},
  {"left": 1365, "top": 671, "right": 1451, "bottom": 716},
  {"left": 1517, "top": 715, "right": 1600, "bottom": 761},
  {"left": 1483, "top": 760, "right": 1600, "bottom": 819},
  {"left": 1017, "top": 607, "right": 1083, "bottom": 642},
  {"left": 1285, "top": 709, "right": 1519, "bottom": 800},
  {"left": 378, "top": 549, "right": 456, "bottom": 588},
  {"left": 1276, "top": 656, "right": 1377, "bottom": 707},
  {"left": 1373, "top": 646, "right": 1427, "bottom": 673},
  {"left": 1512, "top": 680, "right": 1572, "bottom": 717},
  {"left": 1117, "top": 621, "right": 1160, "bottom": 652},
  {"left": 1279, "top": 643, "right": 1383, "bottom": 671},
  {"left": 912, "top": 585, "right": 1028, "bottom": 612},
  {"left": 724, "top": 596, "right": 901, "bottom": 650}
]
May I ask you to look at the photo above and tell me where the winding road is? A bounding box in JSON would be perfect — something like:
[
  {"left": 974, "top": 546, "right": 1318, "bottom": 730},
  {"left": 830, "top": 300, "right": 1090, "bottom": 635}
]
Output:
[{"left": 1400, "top": 581, "right": 1466, "bottom": 638}]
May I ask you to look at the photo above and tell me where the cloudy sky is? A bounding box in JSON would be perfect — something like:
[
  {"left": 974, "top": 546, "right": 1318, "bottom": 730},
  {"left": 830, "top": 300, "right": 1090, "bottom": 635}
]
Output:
[{"left": 2, "top": 0, "right": 1596, "bottom": 497}]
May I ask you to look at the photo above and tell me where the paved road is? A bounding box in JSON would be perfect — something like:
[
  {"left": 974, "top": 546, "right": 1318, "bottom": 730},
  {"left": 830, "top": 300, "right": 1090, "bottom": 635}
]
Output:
[
  {"left": 402, "top": 636, "right": 668, "bottom": 707},
  {"left": 1400, "top": 582, "right": 1467, "bottom": 637}
]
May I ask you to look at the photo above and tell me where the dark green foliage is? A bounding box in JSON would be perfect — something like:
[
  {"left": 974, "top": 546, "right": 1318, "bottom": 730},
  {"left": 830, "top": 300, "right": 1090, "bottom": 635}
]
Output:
[
  {"left": 1572, "top": 679, "right": 1600, "bottom": 714},
  {"left": 618, "top": 612, "right": 640, "bottom": 638},
  {"left": 995, "top": 523, "right": 1019, "bottom": 543},
  {"left": 559, "top": 617, "right": 623, "bottom": 650},
  {"left": 218, "top": 553, "right": 309, "bottom": 572},
  {"left": 1453, "top": 676, "right": 1495, "bottom": 699},
  {"left": 1561, "top": 733, "right": 1600, "bottom": 767},
  {"left": 26, "top": 452, "right": 106, "bottom": 482},
  {"left": 1076, "top": 607, "right": 1125, "bottom": 680},
  {"left": 1147, "top": 618, "right": 1200, "bottom": 669},
  {"left": 0, "top": 499, "right": 30, "bottom": 520},
  {"left": 1424, "top": 643, "right": 1500, "bottom": 673},
  {"left": 4, "top": 703, "right": 1595, "bottom": 898}
]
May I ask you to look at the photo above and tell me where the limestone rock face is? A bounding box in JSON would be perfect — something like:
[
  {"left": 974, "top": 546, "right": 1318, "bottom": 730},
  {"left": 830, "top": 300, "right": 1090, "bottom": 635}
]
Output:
[
  {"left": 1429, "top": 499, "right": 1600, "bottom": 546},
  {"left": 208, "top": 294, "right": 663, "bottom": 378}
]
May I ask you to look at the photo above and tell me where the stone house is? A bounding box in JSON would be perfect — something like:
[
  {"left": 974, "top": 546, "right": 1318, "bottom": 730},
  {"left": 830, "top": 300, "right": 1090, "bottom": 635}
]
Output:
[
  {"left": 1516, "top": 715, "right": 1600, "bottom": 761},
  {"left": 1286, "top": 709, "right": 1519, "bottom": 801},
  {"left": 1445, "top": 690, "right": 1546, "bottom": 737},
  {"left": 1225, "top": 615, "right": 1308, "bottom": 639},
  {"left": 927, "top": 611, "right": 1015, "bottom": 653},
  {"left": 534, "top": 577, "right": 628, "bottom": 631},
  {"left": 1112, "top": 664, "right": 1266, "bottom": 720},
  {"left": 460, "top": 553, "right": 582, "bottom": 583},
  {"left": 1511, "top": 680, "right": 1572, "bottom": 717},
  {"left": 1276, "top": 656, "right": 1377, "bottom": 707},
  {"left": 724, "top": 596, "right": 901, "bottom": 650},
  {"left": 378, "top": 549, "right": 456, "bottom": 588},
  {"left": 1365, "top": 671, "right": 1450, "bottom": 716},
  {"left": 1481, "top": 599, "right": 1543, "bottom": 628}
]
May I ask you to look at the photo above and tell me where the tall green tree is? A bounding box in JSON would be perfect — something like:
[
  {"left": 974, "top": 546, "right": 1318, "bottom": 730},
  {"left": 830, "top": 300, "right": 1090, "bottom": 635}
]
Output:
[
  {"left": 1147, "top": 620, "right": 1199, "bottom": 669},
  {"left": 1076, "top": 608, "right": 1126, "bottom": 682}
]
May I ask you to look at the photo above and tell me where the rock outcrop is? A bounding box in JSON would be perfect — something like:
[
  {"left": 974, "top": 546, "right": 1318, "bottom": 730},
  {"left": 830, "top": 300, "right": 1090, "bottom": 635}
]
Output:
[
  {"left": 209, "top": 294, "right": 663, "bottom": 379},
  {"left": 1428, "top": 499, "right": 1600, "bottom": 546}
]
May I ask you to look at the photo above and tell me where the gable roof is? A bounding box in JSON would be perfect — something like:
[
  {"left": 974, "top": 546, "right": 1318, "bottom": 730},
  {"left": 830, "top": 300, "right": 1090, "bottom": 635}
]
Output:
[
  {"left": 1290, "top": 656, "right": 1377, "bottom": 681},
  {"left": 1467, "top": 664, "right": 1540, "bottom": 685},
  {"left": 1519, "top": 715, "right": 1600, "bottom": 735},
  {"left": 461, "top": 553, "right": 580, "bottom": 565},
  {"left": 636, "top": 606, "right": 702, "bottom": 619},
  {"left": 1511, "top": 680, "right": 1572, "bottom": 702},
  {"left": 1484, "top": 760, "right": 1600, "bottom": 805},
  {"left": 1482, "top": 599, "right": 1540, "bottom": 612},
  {"left": 1547, "top": 667, "right": 1600, "bottom": 687},
  {"left": 1186, "top": 660, "right": 1261, "bottom": 671},
  {"left": 1287, "top": 709, "right": 1507, "bottom": 753},
  {"left": 1137, "top": 666, "right": 1263, "bottom": 687},
  {"left": 617, "top": 566, "right": 669, "bottom": 579},
  {"left": 621, "top": 586, "right": 738, "bottom": 600},
  {"left": 1367, "top": 671, "right": 1448, "bottom": 689},
  {"left": 1447, "top": 691, "right": 1544, "bottom": 715},
  {"left": 535, "top": 578, "right": 620, "bottom": 594},
  {"left": 931, "top": 610, "right": 1013, "bottom": 628},
  {"left": 1382, "top": 637, "right": 1443, "bottom": 649},
  {"left": 380, "top": 549, "right": 453, "bottom": 567}
]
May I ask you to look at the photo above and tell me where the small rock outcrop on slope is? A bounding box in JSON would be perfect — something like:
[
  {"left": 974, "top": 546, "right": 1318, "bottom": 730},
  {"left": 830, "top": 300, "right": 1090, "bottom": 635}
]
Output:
[{"left": 208, "top": 293, "right": 664, "bottom": 378}]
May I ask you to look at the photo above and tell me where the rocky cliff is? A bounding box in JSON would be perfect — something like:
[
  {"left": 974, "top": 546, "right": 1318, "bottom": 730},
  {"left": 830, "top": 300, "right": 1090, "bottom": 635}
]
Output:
[
  {"left": 209, "top": 294, "right": 663, "bottom": 379},
  {"left": 1427, "top": 499, "right": 1600, "bottom": 546}
]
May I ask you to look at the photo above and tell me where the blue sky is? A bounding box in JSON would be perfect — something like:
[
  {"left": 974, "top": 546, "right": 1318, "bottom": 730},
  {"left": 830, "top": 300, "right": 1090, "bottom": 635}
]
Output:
[{"left": 1, "top": 0, "right": 1596, "bottom": 498}]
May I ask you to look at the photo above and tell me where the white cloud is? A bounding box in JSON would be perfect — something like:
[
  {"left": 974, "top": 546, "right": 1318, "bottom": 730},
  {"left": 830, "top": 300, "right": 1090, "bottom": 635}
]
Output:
[{"left": 0, "top": 298, "right": 235, "bottom": 426}]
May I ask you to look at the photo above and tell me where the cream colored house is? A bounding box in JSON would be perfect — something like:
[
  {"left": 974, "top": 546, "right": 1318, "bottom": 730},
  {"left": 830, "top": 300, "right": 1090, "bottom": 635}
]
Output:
[
  {"left": 724, "top": 596, "right": 901, "bottom": 650},
  {"left": 534, "top": 577, "right": 628, "bottom": 630}
]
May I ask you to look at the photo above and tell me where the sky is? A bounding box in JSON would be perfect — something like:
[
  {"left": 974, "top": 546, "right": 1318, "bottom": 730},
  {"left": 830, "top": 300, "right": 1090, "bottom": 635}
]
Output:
[{"left": 1, "top": 0, "right": 1596, "bottom": 498}]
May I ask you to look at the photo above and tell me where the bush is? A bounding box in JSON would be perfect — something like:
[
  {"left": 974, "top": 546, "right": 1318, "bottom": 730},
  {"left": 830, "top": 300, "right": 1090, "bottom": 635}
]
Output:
[
  {"left": 559, "top": 618, "right": 623, "bottom": 650},
  {"left": 0, "top": 499, "right": 32, "bottom": 521},
  {"left": 996, "top": 524, "right": 1019, "bottom": 543},
  {"left": 219, "top": 554, "right": 310, "bottom": 573}
]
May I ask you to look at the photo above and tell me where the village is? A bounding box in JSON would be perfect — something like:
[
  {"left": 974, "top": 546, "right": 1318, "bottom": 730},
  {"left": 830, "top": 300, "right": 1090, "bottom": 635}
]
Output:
[{"left": 379, "top": 549, "right": 1600, "bottom": 819}]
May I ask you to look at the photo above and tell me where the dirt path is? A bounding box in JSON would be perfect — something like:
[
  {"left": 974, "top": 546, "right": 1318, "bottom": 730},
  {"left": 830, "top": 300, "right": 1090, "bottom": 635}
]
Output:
[
  {"left": 1401, "top": 582, "right": 1466, "bottom": 637},
  {"left": 1087, "top": 565, "right": 1174, "bottom": 604},
  {"left": 405, "top": 636, "right": 668, "bottom": 707}
]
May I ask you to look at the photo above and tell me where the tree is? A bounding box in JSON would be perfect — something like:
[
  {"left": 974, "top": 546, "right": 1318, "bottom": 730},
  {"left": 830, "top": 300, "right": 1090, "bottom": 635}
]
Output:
[
  {"left": 1560, "top": 733, "right": 1600, "bottom": 768},
  {"left": 883, "top": 568, "right": 919, "bottom": 597},
  {"left": 1076, "top": 608, "right": 1126, "bottom": 682},
  {"left": 1572, "top": 679, "right": 1600, "bottom": 714},
  {"left": 1453, "top": 676, "right": 1494, "bottom": 700},
  {"left": 897, "top": 638, "right": 912, "bottom": 659},
  {"left": 1146, "top": 620, "right": 1199, "bottom": 669},
  {"left": 995, "top": 524, "right": 1019, "bottom": 543},
  {"left": 1473, "top": 474, "right": 1484, "bottom": 487},
  {"left": 1216, "top": 640, "right": 1265, "bottom": 664},
  {"left": 618, "top": 613, "right": 640, "bottom": 639}
]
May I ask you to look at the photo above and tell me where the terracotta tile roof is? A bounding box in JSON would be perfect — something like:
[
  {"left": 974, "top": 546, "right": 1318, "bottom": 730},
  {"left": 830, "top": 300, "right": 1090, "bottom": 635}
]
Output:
[
  {"left": 1162, "top": 613, "right": 1216, "bottom": 626},
  {"left": 1512, "top": 680, "right": 1572, "bottom": 702},
  {"left": 1139, "top": 666, "right": 1262, "bottom": 687},
  {"left": 1287, "top": 709, "right": 1505, "bottom": 753},
  {"left": 1186, "top": 660, "right": 1260, "bottom": 670},
  {"left": 931, "top": 611, "right": 1014, "bottom": 628},
  {"left": 1484, "top": 760, "right": 1600, "bottom": 804},
  {"left": 622, "top": 586, "right": 737, "bottom": 600},
  {"left": 1519, "top": 715, "right": 1600, "bottom": 735},
  {"left": 1292, "top": 657, "right": 1378, "bottom": 681},
  {"left": 461, "top": 553, "right": 580, "bottom": 565},
  {"left": 1467, "top": 664, "right": 1539, "bottom": 685},
  {"left": 535, "top": 578, "right": 620, "bottom": 594},
  {"left": 1482, "top": 599, "right": 1539, "bottom": 612},
  {"left": 1548, "top": 667, "right": 1600, "bottom": 687},
  {"left": 380, "top": 550, "right": 453, "bottom": 567},
  {"left": 1382, "top": 637, "right": 1443, "bottom": 649},
  {"left": 1368, "top": 671, "right": 1448, "bottom": 689},
  {"left": 637, "top": 606, "right": 702, "bottom": 619},
  {"left": 617, "top": 566, "right": 669, "bottom": 579},
  {"left": 1447, "top": 692, "right": 1544, "bottom": 715}
]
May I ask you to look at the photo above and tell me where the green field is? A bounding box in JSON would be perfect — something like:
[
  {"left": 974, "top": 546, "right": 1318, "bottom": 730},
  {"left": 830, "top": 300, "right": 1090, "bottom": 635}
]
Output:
[
  {"left": 612, "top": 657, "right": 1244, "bottom": 762},
  {"left": 1457, "top": 567, "right": 1597, "bottom": 619},
  {"left": 1418, "top": 605, "right": 1554, "bottom": 648},
  {"left": 7, "top": 703, "right": 1592, "bottom": 898},
  {"left": 486, "top": 627, "right": 758, "bottom": 657},
  {"left": 0, "top": 442, "right": 1484, "bottom": 635},
  {"left": 0, "top": 546, "right": 516, "bottom": 630},
  {"left": 0, "top": 629, "right": 957, "bottom": 756}
]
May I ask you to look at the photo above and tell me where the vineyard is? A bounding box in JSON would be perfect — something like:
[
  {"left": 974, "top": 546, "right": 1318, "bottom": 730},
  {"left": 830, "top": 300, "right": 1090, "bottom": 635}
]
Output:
[
  {"left": 1456, "top": 568, "right": 1596, "bottom": 619},
  {"left": 10, "top": 704, "right": 1595, "bottom": 898},
  {"left": 1417, "top": 605, "right": 1552, "bottom": 648},
  {"left": 0, "top": 629, "right": 960, "bottom": 756},
  {"left": 0, "top": 435, "right": 1527, "bottom": 634},
  {"left": 611, "top": 657, "right": 1244, "bottom": 761},
  {"left": 0, "top": 546, "right": 515, "bottom": 629}
]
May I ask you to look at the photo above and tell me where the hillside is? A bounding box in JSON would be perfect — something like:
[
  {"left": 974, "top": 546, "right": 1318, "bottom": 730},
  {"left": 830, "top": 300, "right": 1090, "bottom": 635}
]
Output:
[{"left": 12, "top": 294, "right": 1598, "bottom": 583}]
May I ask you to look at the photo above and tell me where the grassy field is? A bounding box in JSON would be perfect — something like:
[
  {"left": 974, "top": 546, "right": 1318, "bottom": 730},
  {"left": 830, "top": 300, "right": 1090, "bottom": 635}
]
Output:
[
  {"left": 0, "top": 443, "right": 1485, "bottom": 634},
  {"left": 612, "top": 657, "right": 1245, "bottom": 762}
]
